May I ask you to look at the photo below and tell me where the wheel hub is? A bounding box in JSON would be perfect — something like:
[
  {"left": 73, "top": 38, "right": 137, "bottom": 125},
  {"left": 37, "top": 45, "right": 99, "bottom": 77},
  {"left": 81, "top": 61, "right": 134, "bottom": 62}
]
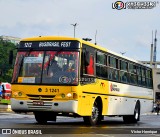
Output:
[{"left": 91, "top": 106, "right": 99, "bottom": 121}]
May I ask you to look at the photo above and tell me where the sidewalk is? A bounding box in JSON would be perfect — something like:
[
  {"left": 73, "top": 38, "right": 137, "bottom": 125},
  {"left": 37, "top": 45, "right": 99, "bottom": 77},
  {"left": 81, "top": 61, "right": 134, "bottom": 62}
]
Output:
[
  {"left": 0, "top": 104, "right": 12, "bottom": 112},
  {"left": 143, "top": 112, "right": 160, "bottom": 115}
]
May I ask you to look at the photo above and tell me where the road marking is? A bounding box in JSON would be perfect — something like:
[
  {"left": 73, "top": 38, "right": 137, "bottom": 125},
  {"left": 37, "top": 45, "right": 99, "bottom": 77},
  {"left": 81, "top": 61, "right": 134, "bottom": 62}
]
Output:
[
  {"left": 152, "top": 134, "right": 160, "bottom": 137},
  {"left": 96, "top": 134, "right": 114, "bottom": 137}
]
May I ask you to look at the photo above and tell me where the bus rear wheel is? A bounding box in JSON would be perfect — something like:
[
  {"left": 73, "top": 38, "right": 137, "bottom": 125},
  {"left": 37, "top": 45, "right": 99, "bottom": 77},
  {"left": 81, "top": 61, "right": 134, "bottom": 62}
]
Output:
[
  {"left": 83, "top": 101, "right": 102, "bottom": 126},
  {"left": 123, "top": 101, "right": 140, "bottom": 123}
]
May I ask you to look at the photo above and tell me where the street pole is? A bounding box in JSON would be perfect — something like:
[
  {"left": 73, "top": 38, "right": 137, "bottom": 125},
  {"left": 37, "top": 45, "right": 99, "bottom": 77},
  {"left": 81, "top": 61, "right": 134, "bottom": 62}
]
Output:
[{"left": 71, "top": 23, "right": 78, "bottom": 38}]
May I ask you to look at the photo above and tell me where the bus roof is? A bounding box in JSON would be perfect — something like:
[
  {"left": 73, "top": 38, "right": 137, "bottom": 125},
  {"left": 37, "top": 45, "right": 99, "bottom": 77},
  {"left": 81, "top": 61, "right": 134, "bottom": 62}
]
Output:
[
  {"left": 107, "top": 50, "right": 150, "bottom": 68},
  {"left": 20, "top": 36, "right": 150, "bottom": 68},
  {"left": 21, "top": 36, "right": 79, "bottom": 41}
]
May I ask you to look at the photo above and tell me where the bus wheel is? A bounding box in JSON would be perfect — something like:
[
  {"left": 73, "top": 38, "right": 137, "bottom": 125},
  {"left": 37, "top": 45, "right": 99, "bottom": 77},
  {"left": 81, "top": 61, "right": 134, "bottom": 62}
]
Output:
[
  {"left": 34, "top": 112, "right": 47, "bottom": 124},
  {"left": 83, "top": 101, "right": 102, "bottom": 126},
  {"left": 123, "top": 101, "right": 140, "bottom": 123}
]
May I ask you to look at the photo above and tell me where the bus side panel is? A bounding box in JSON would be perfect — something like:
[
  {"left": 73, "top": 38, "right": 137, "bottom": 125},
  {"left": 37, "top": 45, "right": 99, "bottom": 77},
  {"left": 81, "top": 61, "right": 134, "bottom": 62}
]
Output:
[
  {"left": 107, "top": 96, "right": 153, "bottom": 115},
  {"left": 140, "top": 99, "right": 153, "bottom": 114},
  {"left": 107, "top": 96, "right": 137, "bottom": 115},
  {"left": 78, "top": 93, "right": 93, "bottom": 115},
  {"left": 77, "top": 79, "right": 109, "bottom": 116},
  {"left": 101, "top": 96, "right": 108, "bottom": 115},
  {"left": 106, "top": 81, "right": 153, "bottom": 115},
  {"left": 77, "top": 84, "right": 95, "bottom": 116}
]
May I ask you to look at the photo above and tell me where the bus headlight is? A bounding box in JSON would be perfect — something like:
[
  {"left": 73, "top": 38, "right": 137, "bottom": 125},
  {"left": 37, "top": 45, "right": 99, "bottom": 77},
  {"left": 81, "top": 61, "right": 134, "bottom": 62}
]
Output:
[
  {"left": 60, "top": 93, "right": 78, "bottom": 99},
  {"left": 66, "top": 93, "right": 72, "bottom": 98},
  {"left": 12, "top": 91, "right": 18, "bottom": 97},
  {"left": 12, "top": 91, "right": 25, "bottom": 97}
]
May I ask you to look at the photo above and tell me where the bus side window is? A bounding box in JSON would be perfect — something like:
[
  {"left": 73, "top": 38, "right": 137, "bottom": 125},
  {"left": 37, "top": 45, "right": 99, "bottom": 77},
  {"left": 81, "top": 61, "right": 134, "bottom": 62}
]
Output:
[
  {"left": 86, "top": 54, "right": 94, "bottom": 75},
  {"left": 137, "top": 66, "right": 142, "bottom": 85},
  {"left": 141, "top": 68, "right": 146, "bottom": 86},
  {"left": 120, "top": 60, "right": 129, "bottom": 83}
]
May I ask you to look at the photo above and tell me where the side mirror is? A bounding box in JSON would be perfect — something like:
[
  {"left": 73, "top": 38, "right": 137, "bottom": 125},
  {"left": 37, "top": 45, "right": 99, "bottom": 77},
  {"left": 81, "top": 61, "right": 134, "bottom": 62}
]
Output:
[
  {"left": 85, "top": 51, "right": 90, "bottom": 66},
  {"left": 9, "top": 50, "right": 13, "bottom": 65}
]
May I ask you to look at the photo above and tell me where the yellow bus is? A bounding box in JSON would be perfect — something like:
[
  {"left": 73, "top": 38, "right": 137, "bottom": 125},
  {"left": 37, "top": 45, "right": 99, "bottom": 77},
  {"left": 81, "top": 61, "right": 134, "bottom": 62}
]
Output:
[{"left": 11, "top": 36, "right": 153, "bottom": 125}]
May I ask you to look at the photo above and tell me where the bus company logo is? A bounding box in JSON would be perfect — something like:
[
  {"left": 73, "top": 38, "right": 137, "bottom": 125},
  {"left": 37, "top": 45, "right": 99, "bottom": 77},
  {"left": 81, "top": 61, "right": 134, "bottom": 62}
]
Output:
[
  {"left": 112, "top": 1, "right": 126, "bottom": 10},
  {"left": 39, "top": 96, "right": 42, "bottom": 100},
  {"left": 59, "top": 76, "right": 71, "bottom": 83},
  {"left": 110, "top": 83, "right": 120, "bottom": 92},
  {"left": 100, "top": 82, "right": 105, "bottom": 88},
  {"left": 112, "top": 1, "right": 158, "bottom": 10}
]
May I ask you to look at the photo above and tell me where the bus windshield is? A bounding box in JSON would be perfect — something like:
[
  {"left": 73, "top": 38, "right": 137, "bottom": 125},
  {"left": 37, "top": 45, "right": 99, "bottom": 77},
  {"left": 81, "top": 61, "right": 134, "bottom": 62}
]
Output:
[{"left": 12, "top": 51, "right": 79, "bottom": 85}]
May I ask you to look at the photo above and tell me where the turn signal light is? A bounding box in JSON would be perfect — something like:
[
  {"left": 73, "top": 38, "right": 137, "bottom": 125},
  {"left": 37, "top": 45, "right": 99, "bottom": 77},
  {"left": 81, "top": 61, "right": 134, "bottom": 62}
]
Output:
[{"left": 73, "top": 93, "right": 78, "bottom": 99}]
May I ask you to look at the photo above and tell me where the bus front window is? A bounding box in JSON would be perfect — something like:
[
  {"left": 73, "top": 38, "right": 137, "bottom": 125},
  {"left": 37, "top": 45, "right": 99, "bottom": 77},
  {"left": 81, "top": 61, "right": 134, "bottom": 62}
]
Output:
[
  {"left": 42, "top": 51, "right": 79, "bottom": 85},
  {"left": 12, "top": 51, "right": 79, "bottom": 85},
  {"left": 12, "top": 51, "right": 44, "bottom": 83}
]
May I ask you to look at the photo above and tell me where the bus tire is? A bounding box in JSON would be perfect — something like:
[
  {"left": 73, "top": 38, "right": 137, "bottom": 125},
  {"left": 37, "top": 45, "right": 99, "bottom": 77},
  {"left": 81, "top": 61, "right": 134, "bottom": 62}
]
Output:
[
  {"left": 123, "top": 101, "right": 140, "bottom": 123},
  {"left": 83, "top": 100, "right": 102, "bottom": 126},
  {"left": 34, "top": 111, "right": 57, "bottom": 124},
  {"left": 34, "top": 112, "right": 57, "bottom": 124},
  {"left": 34, "top": 112, "right": 47, "bottom": 124}
]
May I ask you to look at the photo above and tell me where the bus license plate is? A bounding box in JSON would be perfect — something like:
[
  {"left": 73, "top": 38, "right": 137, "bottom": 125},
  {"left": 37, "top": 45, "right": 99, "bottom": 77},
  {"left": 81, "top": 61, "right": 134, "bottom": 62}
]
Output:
[{"left": 33, "top": 101, "right": 44, "bottom": 106}]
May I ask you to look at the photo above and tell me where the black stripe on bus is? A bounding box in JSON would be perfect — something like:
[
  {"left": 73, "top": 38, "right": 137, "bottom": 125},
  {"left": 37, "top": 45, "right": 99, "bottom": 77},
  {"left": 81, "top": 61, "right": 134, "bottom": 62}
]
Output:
[{"left": 82, "top": 91, "right": 153, "bottom": 100}]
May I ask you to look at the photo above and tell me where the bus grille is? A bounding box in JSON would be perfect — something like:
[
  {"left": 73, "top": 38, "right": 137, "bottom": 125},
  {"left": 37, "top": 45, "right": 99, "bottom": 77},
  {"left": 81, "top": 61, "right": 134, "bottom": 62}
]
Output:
[{"left": 26, "top": 94, "right": 55, "bottom": 101}]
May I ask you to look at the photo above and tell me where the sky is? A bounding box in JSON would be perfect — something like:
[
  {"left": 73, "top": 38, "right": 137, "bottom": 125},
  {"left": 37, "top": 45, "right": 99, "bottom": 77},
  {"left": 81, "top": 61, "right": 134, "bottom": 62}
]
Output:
[{"left": 0, "top": 0, "right": 160, "bottom": 62}]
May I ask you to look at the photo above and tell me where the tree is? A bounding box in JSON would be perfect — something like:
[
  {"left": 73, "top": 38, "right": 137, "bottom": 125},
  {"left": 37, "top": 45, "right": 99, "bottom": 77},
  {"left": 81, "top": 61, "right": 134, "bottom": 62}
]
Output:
[{"left": 0, "top": 39, "right": 17, "bottom": 82}]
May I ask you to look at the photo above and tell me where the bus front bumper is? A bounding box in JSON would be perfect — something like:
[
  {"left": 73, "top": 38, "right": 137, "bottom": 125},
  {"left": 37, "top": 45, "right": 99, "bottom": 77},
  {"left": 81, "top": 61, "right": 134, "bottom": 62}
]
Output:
[{"left": 11, "top": 98, "right": 78, "bottom": 113}]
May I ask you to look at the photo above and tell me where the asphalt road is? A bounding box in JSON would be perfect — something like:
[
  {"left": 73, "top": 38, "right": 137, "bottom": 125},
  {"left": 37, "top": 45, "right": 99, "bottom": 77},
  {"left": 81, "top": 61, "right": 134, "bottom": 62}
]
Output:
[{"left": 0, "top": 112, "right": 160, "bottom": 137}]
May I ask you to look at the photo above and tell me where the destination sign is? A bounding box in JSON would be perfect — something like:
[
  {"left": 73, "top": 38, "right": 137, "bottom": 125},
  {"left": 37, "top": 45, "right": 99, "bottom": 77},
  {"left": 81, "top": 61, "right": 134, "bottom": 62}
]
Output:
[{"left": 19, "top": 41, "right": 80, "bottom": 49}]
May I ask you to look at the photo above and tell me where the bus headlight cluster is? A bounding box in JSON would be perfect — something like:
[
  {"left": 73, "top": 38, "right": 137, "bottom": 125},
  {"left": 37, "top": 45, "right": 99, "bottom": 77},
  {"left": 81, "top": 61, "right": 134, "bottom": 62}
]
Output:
[
  {"left": 12, "top": 91, "right": 25, "bottom": 97},
  {"left": 61, "top": 93, "right": 78, "bottom": 99}
]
